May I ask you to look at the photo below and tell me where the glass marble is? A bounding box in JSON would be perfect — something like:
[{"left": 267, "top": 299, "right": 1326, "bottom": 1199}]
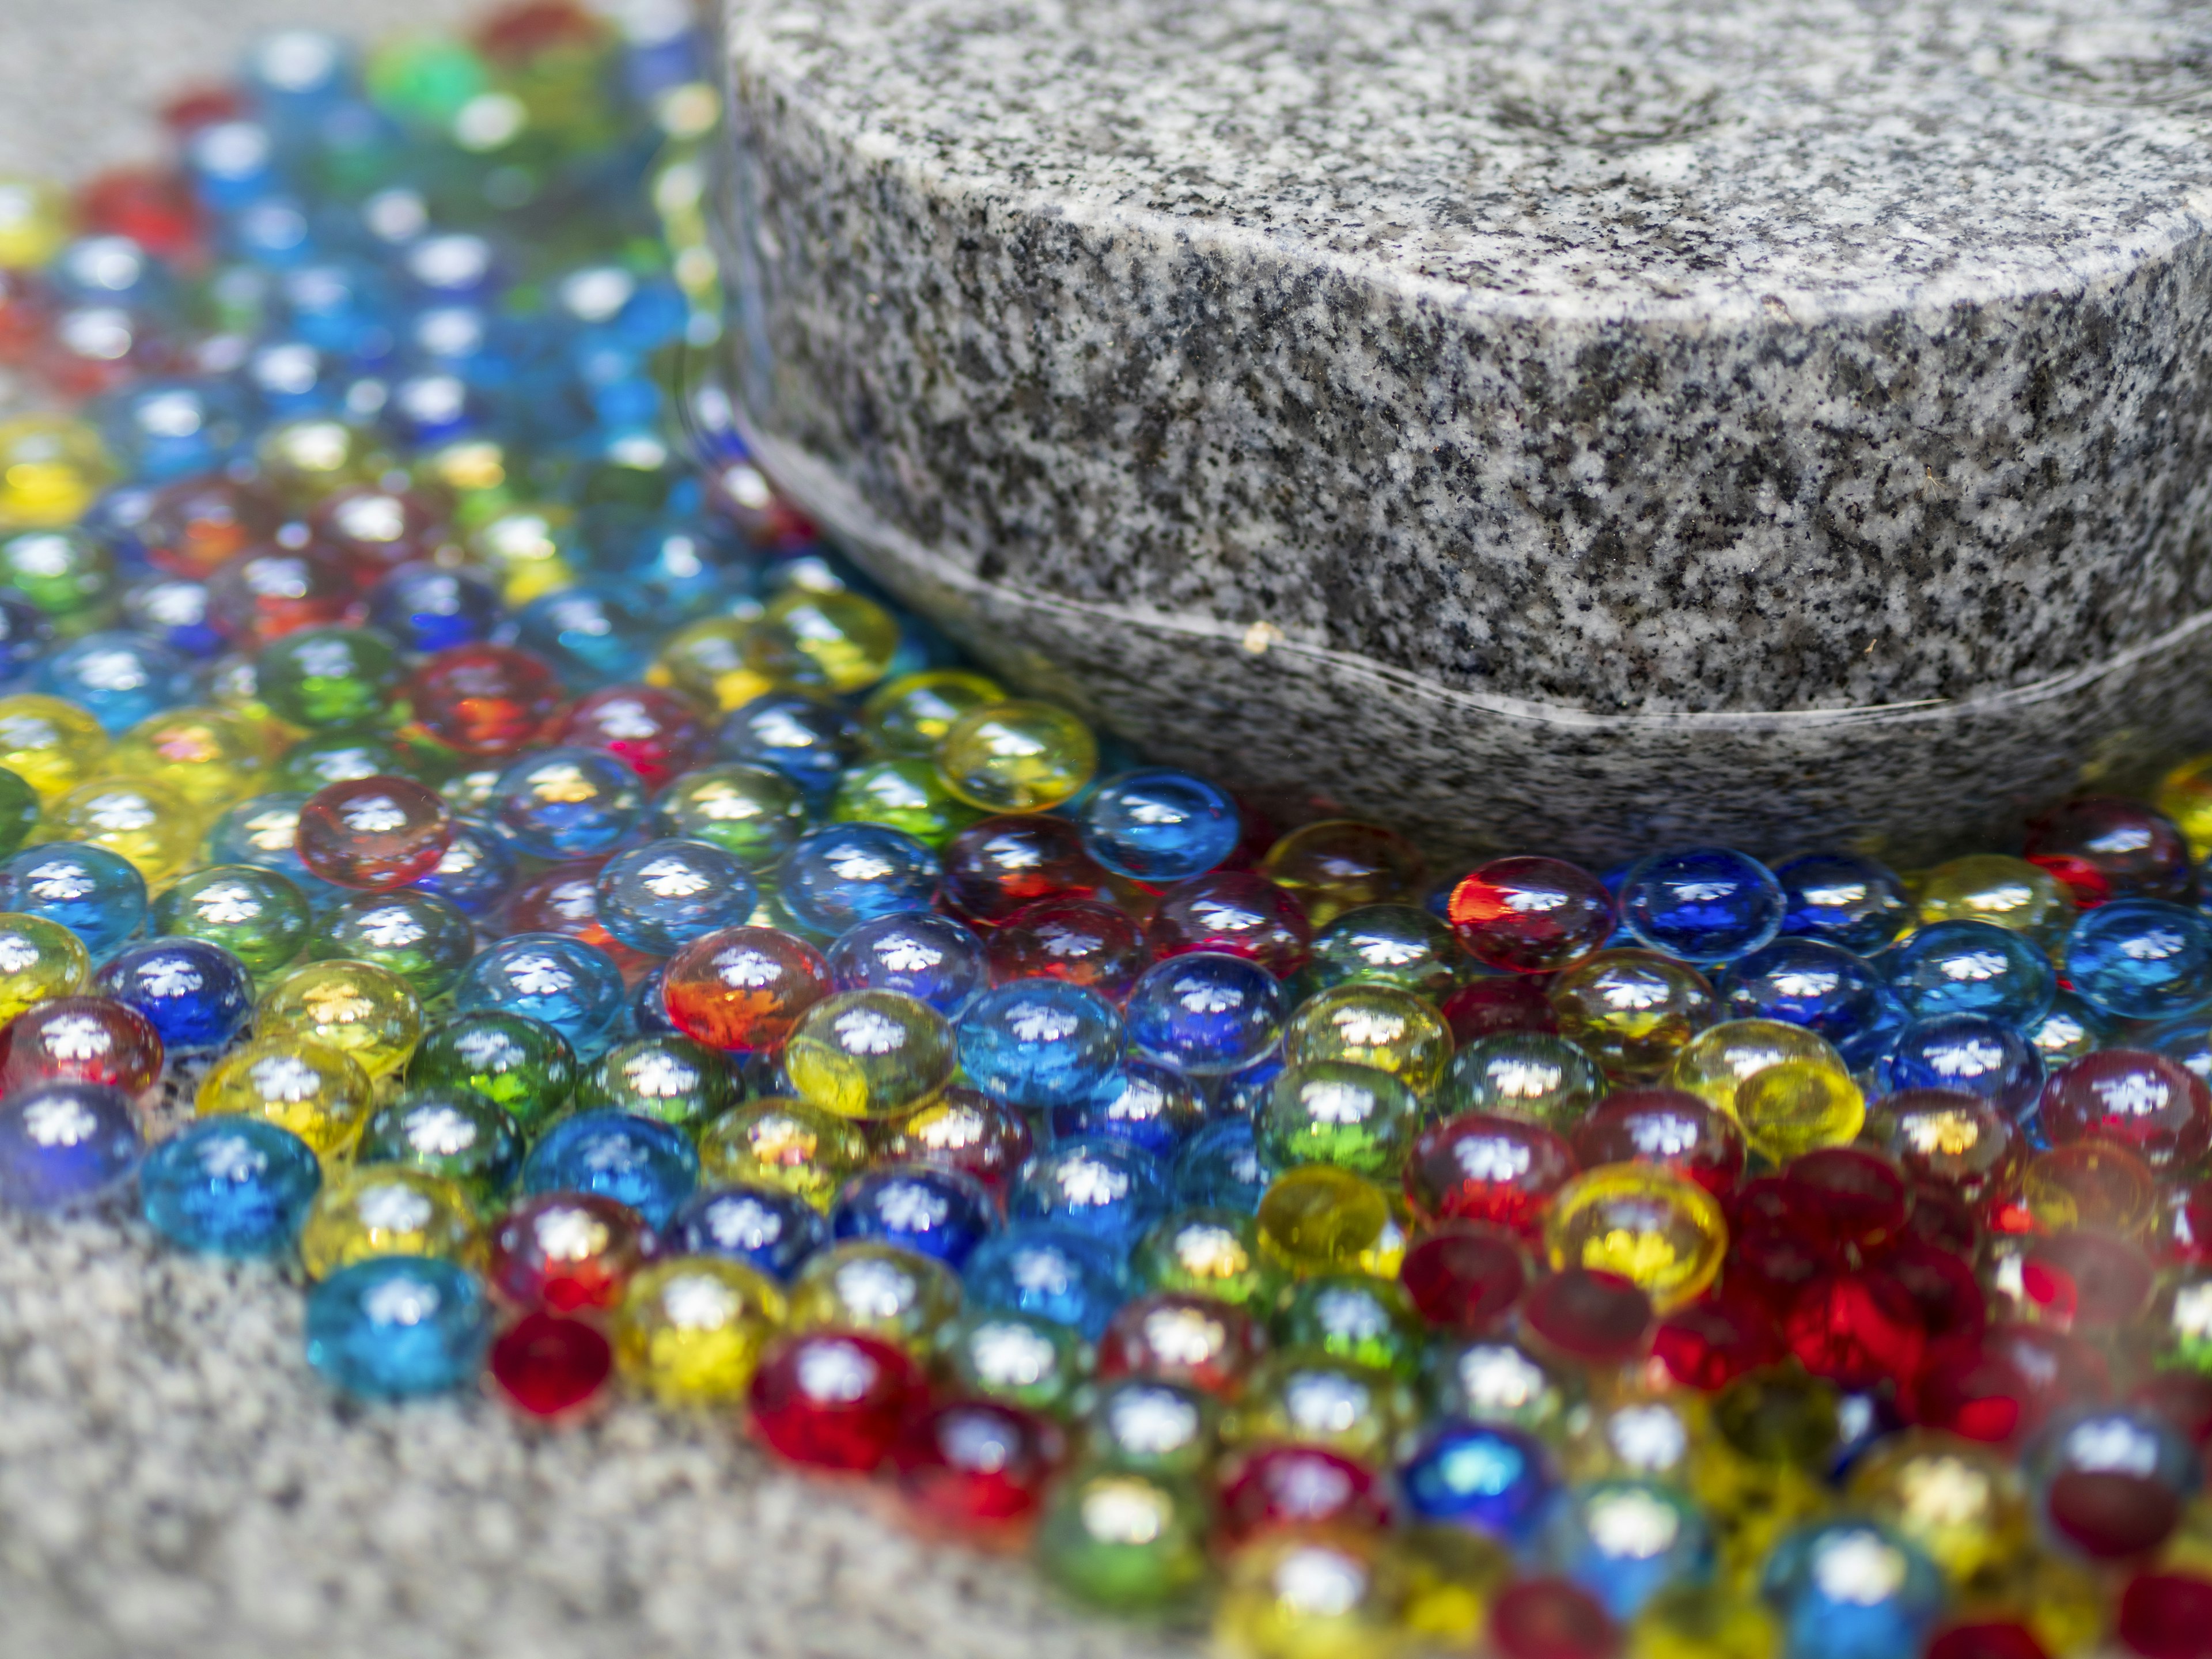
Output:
[
  {"left": 1759, "top": 1521, "right": 1945, "bottom": 1659},
  {"left": 309, "top": 890, "right": 477, "bottom": 999},
  {"left": 2037, "top": 1048, "right": 2210, "bottom": 1169},
  {"left": 0, "top": 1081, "right": 141, "bottom": 1211},
  {"left": 1257, "top": 1061, "right": 1420, "bottom": 1179},
  {"left": 298, "top": 1162, "right": 478, "bottom": 1280},
  {"left": 404, "top": 643, "right": 565, "bottom": 761},
  {"left": 1259, "top": 820, "right": 1426, "bottom": 928},
  {"left": 44, "top": 774, "right": 200, "bottom": 881},
  {"left": 1256, "top": 1164, "right": 1403, "bottom": 1277},
  {"left": 859, "top": 669, "right": 1003, "bottom": 757},
  {"left": 0, "top": 694, "right": 109, "bottom": 801},
  {"left": 0, "top": 910, "right": 90, "bottom": 1022},
  {"left": 1736, "top": 1062, "right": 1868, "bottom": 1164},
  {"left": 669, "top": 1183, "right": 828, "bottom": 1282},
  {"left": 1400, "top": 1419, "right": 1556, "bottom": 1544},
  {"left": 454, "top": 933, "right": 627, "bottom": 1058},
  {"left": 960, "top": 1222, "right": 1124, "bottom": 1341},
  {"left": 1077, "top": 767, "right": 1241, "bottom": 883},
  {"left": 1282, "top": 983, "right": 1452, "bottom": 1096},
  {"left": 110, "top": 706, "right": 271, "bottom": 814},
  {"left": 304, "top": 1256, "right": 489, "bottom": 1400},
  {"left": 196, "top": 1034, "right": 373, "bottom": 1158},
  {"left": 257, "top": 958, "right": 422, "bottom": 1078},
  {"left": 742, "top": 587, "right": 899, "bottom": 692},
  {"left": 718, "top": 691, "right": 861, "bottom": 799},
  {"left": 747, "top": 1329, "right": 927, "bottom": 1472},
  {"left": 775, "top": 822, "right": 939, "bottom": 935},
  {"left": 35, "top": 630, "right": 192, "bottom": 732},
  {"left": 590, "top": 837, "right": 756, "bottom": 955},
  {"left": 827, "top": 911, "right": 987, "bottom": 1015},
  {"left": 786, "top": 1237, "right": 963, "bottom": 1350},
  {"left": 1886, "top": 1013, "right": 2043, "bottom": 1114},
  {"left": 652, "top": 762, "right": 808, "bottom": 870},
  {"left": 0, "top": 531, "right": 117, "bottom": 635},
  {"left": 1273, "top": 1271, "right": 1426, "bottom": 1377},
  {"left": 573, "top": 1034, "right": 740, "bottom": 1134},
  {"left": 1402, "top": 1115, "right": 1577, "bottom": 1236},
  {"left": 1717, "top": 938, "right": 1897, "bottom": 1069},
  {"left": 986, "top": 895, "right": 1150, "bottom": 1001},
  {"left": 406, "top": 1009, "right": 575, "bottom": 1131},
  {"left": 1442, "top": 1033, "right": 1606, "bottom": 1133},
  {"left": 1, "top": 994, "right": 162, "bottom": 1094},
  {"left": 1124, "top": 952, "right": 1285, "bottom": 1076},
  {"left": 521, "top": 1108, "right": 699, "bottom": 1230},
  {"left": 1051, "top": 1061, "right": 1207, "bottom": 1156},
  {"left": 0, "top": 841, "right": 148, "bottom": 957},
  {"left": 1620, "top": 848, "right": 1785, "bottom": 965},
  {"left": 272, "top": 732, "right": 412, "bottom": 794},
  {"left": 366, "top": 563, "right": 502, "bottom": 653},
  {"left": 1132, "top": 1208, "right": 1275, "bottom": 1308},
  {"left": 408, "top": 816, "right": 514, "bottom": 919},
  {"left": 938, "top": 1306, "right": 1089, "bottom": 1417},
  {"left": 1449, "top": 855, "right": 1617, "bottom": 974},
  {"left": 141, "top": 1116, "right": 321, "bottom": 1256},
  {"left": 491, "top": 746, "right": 645, "bottom": 859},
  {"left": 613, "top": 1256, "right": 787, "bottom": 1403},
  {"left": 2065, "top": 898, "right": 2212, "bottom": 1021},
  {"left": 827, "top": 755, "right": 983, "bottom": 849},
  {"left": 1671, "top": 1019, "right": 1850, "bottom": 1118},
  {"left": 1887, "top": 919, "right": 2056, "bottom": 1025},
  {"left": 662, "top": 925, "right": 831, "bottom": 1054},
  {"left": 935, "top": 699, "right": 1097, "bottom": 814},
  {"left": 1543, "top": 1165, "right": 1728, "bottom": 1313},
  {"left": 2025, "top": 796, "right": 2194, "bottom": 907},
  {"left": 1541, "top": 1479, "right": 1714, "bottom": 1620},
  {"left": 1774, "top": 851, "right": 1913, "bottom": 953},
  {"left": 92, "top": 937, "right": 250, "bottom": 1051},
  {"left": 831, "top": 1162, "right": 997, "bottom": 1268},
  {"left": 1173, "top": 1116, "right": 1271, "bottom": 1213},
  {"left": 1548, "top": 950, "right": 1716, "bottom": 1081},
  {"left": 357, "top": 1089, "right": 522, "bottom": 1206},
  {"left": 151, "top": 863, "right": 311, "bottom": 975},
  {"left": 1010, "top": 1137, "right": 1171, "bottom": 1250},
  {"left": 255, "top": 626, "right": 403, "bottom": 729},
  {"left": 699, "top": 1097, "right": 869, "bottom": 1211},
  {"left": 1300, "top": 902, "right": 1461, "bottom": 1001},
  {"left": 0, "top": 767, "right": 40, "bottom": 861},
  {"left": 959, "top": 980, "right": 1125, "bottom": 1110}
]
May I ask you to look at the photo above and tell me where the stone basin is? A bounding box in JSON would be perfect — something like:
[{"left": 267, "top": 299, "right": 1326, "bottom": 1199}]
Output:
[{"left": 717, "top": 0, "right": 2212, "bottom": 864}]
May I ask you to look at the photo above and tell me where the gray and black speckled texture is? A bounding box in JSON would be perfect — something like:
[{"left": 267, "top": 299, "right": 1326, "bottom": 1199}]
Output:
[{"left": 718, "top": 0, "right": 2212, "bottom": 863}]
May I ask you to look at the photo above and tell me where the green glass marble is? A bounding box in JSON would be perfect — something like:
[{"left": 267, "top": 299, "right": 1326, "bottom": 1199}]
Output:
[
  {"left": 1235, "top": 1348, "right": 1411, "bottom": 1464},
  {"left": 1037, "top": 1466, "right": 1210, "bottom": 1612},
  {"left": 1256, "top": 1060, "right": 1421, "bottom": 1179},
  {"left": 1085, "top": 1377, "right": 1219, "bottom": 1479},
  {"left": 274, "top": 731, "right": 413, "bottom": 793},
  {"left": 860, "top": 669, "right": 1005, "bottom": 759},
  {"left": 1132, "top": 1208, "right": 1278, "bottom": 1308},
  {"left": 1272, "top": 1272, "right": 1427, "bottom": 1378},
  {"left": 150, "top": 863, "right": 312, "bottom": 977},
  {"left": 828, "top": 756, "right": 983, "bottom": 848},
  {"left": 357, "top": 1089, "right": 522, "bottom": 1207},
  {"left": 1300, "top": 903, "right": 1463, "bottom": 1001},
  {"left": 0, "top": 764, "right": 37, "bottom": 858},
  {"left": 653, "top": 762, "right": 810, "bottom": 869},
  {"left": 1440, "top": 1032, "right": 1607, "bottom": 1134},
  {"left": 0, "top": 528, "right": 115, "bottom": 632},
  {"left": 310, "top": 889, "right": 479, "bottom": 1000},
  {"left": 573, "top": 1034, "right": 743, "bottom": 1134},
  {"left": 935, "top": 1308, "right": 1090, "bottom": 1419},
  {"left": 406, "top": 1009, "right": 577, "bottom": 1131},
  {"left": 255, "top": 627, "right": 404, "bottom": 730}
]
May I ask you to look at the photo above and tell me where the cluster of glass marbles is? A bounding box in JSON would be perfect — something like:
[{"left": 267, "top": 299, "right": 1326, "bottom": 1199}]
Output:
[{"left": 8, "top": 9, "right": 2212, "bottom": 1659}]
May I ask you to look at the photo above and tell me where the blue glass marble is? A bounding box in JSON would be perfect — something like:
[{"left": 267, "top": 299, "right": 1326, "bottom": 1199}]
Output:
[
  {"left": 51, "top": 234, "right": 178, "bottom": 314},
  {"left": 831, "top": 1162, "right": 997, "bottom": 1268},
  {"left": 1885, "top": 918, "right": 2056, "bottom": 1025},
  {"left": 1009, "top": 1136, "right": 1169, "bottom": 1248},
  {"left": 1619, "top": 847, "right": 1786, "bottom": 965},
  {"left": 242, "top": 336, "right": 343, "bottom": 415},
  {"left": 2065, "top": 897, "right": 2212, "bottom": 1021},
  {"left": 716, "top": 691, "right": 861, "bottom": 798},
  {"left": 775, "top": 823, "right": 940, "bottom": 935},
  {"left": 630, "top": 965, "right": 681, "bottom": 1037},
  {"left": 277, "top": 259, "right": 398, "bottom": 365},
  {"left": 959, "top": 980, "right": 1126, "bottom": 1110},
  {"left": 491, "top": 747, "right": 646, "bottom": 859},
  {"left": 1759, "top": 1521, "right": 1944, "bottom": 1659},
  {"left": 304, "top": 1256, "right": 490, "bottom": 1400},
  {"left": 382, "top": 372, "right": 488, "bottom": 448},
  {"left": 120, "top": 576, "right": 221, "bottom": 658},
  {"left": 1214, "top": 1053, "right": 1287, "bottom": 1120},
  {"left": 616, "top": 517, "right": 753, "bottom": 622},
  {"left": 826, "top": 911, "right": 988, "bottom": 1014},
  {"left": 365, "top": 565, "right": 502, "bottom": 654},
  {"left": 141, "top": 1117, "right": 321, "bottom": 1255},
  {"left": 594, "top": 838, "right": 757, "bottom": 955},
  {"left": 454, "top": 933, "right": 627, "bottom": 1059},
  {"left": 92, "top": 939, "right": 255, "bottom": 1051},
  {"left": 1540, "top": 1479, "right": 1714, "bottom": 1620},
  {"left": 242, "top": 29, "right": 357, "bottom": 130},
  {"left": 1718, "top": 938, "right": 1897, "bottom": 1069},
  {"left": 0, "top": 1082, "right": 142, "bottom": 1212},
  {"left": 1078, "top": 768, "right": 1241, "bottom": 882},
  {"left": 184, "top": 119, "right": 280, "bottom": 212},
  {"left": 2142, "top": 1016, "right": 2212, "bottom": 1090},
  {"left": 402, "top": 233, "right": 505, "bottom": 306},
  {"left": 515, "top": 582, "right": 655, "bottom": 690},
  {"left": 1172, "top": 1117, "right": 1270, "bottom": 1213},
  {"left": 407, "top": 816, "right": 515, "bottom": 918},
  {"left": 0, "top": 842, "right": 149, "bottom": 956},
  {"left": 1399, "top": 1420, "right": 1556, "bottom": 1544},
  {"left": 521, "top": 1109, "right": 699, "bottom": 1230},
  {"left": 669, "top": 1183, "right": 827, "bottom": 1281},
  {"left": 80, "top": 483, "right": 157, "bottom": 574},
  {"left": 1884, "top": 1013, "right": 2044, "bottom": 1114},
  {"left": 1124, "top": 952, "right": 1286, "bottom": 1076},
  {"left": 206, "top": 791, "right": 347, "bottom": 911},
  {"left": 1051, "top": 1062, "right": 1209, "bottom": 1157},
  {"left": 0, "top": 585, "right": 54, "bottom": 676},
  {"left": 97, "top": 378, "right": 253, "bottom": 481},
  {"left": 35, "top": 631, "right": 193, "bottom": 732},
  {"left": 961, "top": 1221, "right": 1126, "bottom": 1340}
]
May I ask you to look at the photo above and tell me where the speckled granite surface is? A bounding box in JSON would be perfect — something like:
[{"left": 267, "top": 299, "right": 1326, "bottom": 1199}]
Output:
[{"left": 721, "top": 0, "right": 2212, "bottom": 861}]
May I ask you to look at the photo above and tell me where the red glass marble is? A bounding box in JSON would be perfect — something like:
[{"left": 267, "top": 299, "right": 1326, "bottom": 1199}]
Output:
[
  {"left": 1913, "top": 1323, "right": 2109, "bottom": 1444},
  {"left": 1096, "top": 1291, "right": 1267, "bottom": 1397},
  {"left": 1905, "top": 1184, "right": 1984, "bottom": 1259},
  {"left": 940, "top": 815, "right": 1103, "bottom": 926},
  {"left": 986, "top": 896, "right": 1150, "bottom": 1000},
  {"left": 1925, "top": 1624, "right": 2051, "bottom": 1659},
  {"left": 158, "top": 84, "right": 242, "bottom": 132},
  {"left": 556, "top": 685, "right": 709, "bottom": 787},
  {"left": 1782, "top": 1146, "right": 1912, "bottom": 1252},
  {"left": 2044, "top": 1437, "right": 2186, "bottom": 1560},
  {"left": 2039, "top": 1050, "right": 2211, "bottom": 1171},
  {"left": 2119, "top": 1574, "right": 2212, "bottom": 1659},
  {"left": 489, "top": 1310, "right": 613, "bottom": 1418},
  {"left": 1879, "top": 1238, "right": 1987, "bottom": 1349},
  {"left": 309, "top": 485, "right": 449, "bottom": 584},
  {"left": 0, "top": 995, "right": 163, "bottom": 1094},
  {"left": 891, "top": 1400, "right": 1065, "bottom": 1532},
  {"left": 1439, "top": 975, "right": 1560, "bottom": 1043},
  {"left": 489, "top": 1192, "right": 651, "bottom": 1312},
  {"left": 1145, "top": 870, "right": 1312, "bottom": 977},
  {"left": 749, "top": 1331, "right": 925, "bottom": 1472},
  {"left": 141, "top": 474, "right": 282, "bottom": 578},
  {"left": 2025, "top": 796, "right": 2192, "bottom": 906},
  {"left": 2017, "top": 1231, "right": 2154, "bottom": 1332},
  {"left": 1488, "top": 1577, "right": 1621, "bottom": 1659},
  {"left": 662, "top": 925, "right": 832, "bottom": 1052},
  {"left": 1521, "top": 1268, "right": 1653, "bottom": 1366},
  {"left": 1403, "top": 1114, "right": 1577, "bottom": 1234},
  {"left": 1448, "top": 856, "right": 1616, "bottom": 974},
  {"left": 1570, "top": 1089, "right": 1745, "bottom": 1198},
  {"left": 76, "top": 168, "right": 203, "bottom": 264},
  {"left": 1653, "top": 1291, "right": 1785, "bottom": 1391},
  {"left": 1875, "top": 1089, "right": 2022, "bottom": 1206},
  {"left": 404, "top": 644, "right": 565, "bottom": 759},
  {"left": 1215, "top": 1444, "right": 1389, "bottom": 1548},
  {"left": 1783, "top": 1268, "right": 1926, "bottom": 1391},
  {"left": 876, "top": 1085, "right": 1035, "bottom": 1190},
  {"left": 206, "top": 542, "right": 358, "bottom": 645},
  {"left": 0, "top": 270, "right": 49, "bottom": 364},
  {"left": 296, "top": 776, "right": 454, "bottom": 891},
  {"left": 1398, "top": 1225, "right": 1529, "bottom": 1335}
]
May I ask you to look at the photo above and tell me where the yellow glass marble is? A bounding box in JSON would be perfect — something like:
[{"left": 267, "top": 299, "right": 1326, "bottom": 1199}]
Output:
[
  {"left": 2017, "top": 1142, "right": 2157, "bottom": 1238},
  {"left": 1257, "top": 1166, "right": 1399, "bottom": 1278},
  {"left": 1231, "top": 1350, "right": 1412, "bottom": 1465},
  {"left": 0, "top": 911, "right": 88, "bottom": 1021},
  {"left": 41, "top": 774, "right": 201, "bottom": 881},
  {"left": 743, "top": 589, "right": 901, "bottom": 694},
  {"left": 647, "top": 615, "right": 775, "bottom": 713},
  {"left": 783, "top": 990, "right": 957, "bottom": 1120},
  {"left": 0, "top": 694, "right": 110, "bottom": 800},
  {"left": 196, "top": 1035, "right": 375, "bottom": 1158},
  {"left": 2160, "top": 755, "right": 2212, "bottom": 863},
  {"left": 1281, "top": 984, "right": 1453, "bottom": 1096},
  {"left": 467, "top": 505, "right": 581, "bottom": 605},
  {"left": 1394, "top": 1525, "right": 1513, "bottom": 1649},
  {"left": 935, "top": 699, "right": 1098, "bottom": 813},
  {"left": 411, "top": 437, "right": 520, "bottom": 529},
  {"left": 1734, "top": 1060, "right": 1866, "bottom": 1162},
  {"left": 109, "top": 706, "right": 272, "bottom": 815},
  {"left": 862, "top": 669, "right": 1006, "bottom": 757},
  {"left": 1565, "top": 1394, "right": 1705, "bottom": 1485},
  {"left": 1950, "top": 1551, "right": 2105, "bottom": 1658},
  {"left": 0, "top": 177, "right": 73, "bottom": 269},
  {"left": 1911, "top": 854, "right": 2072, "bottom": 943},
  {"left": 253, "top": 418, "right": 385, "bottom": 505},
  {"left": 1216, "top": 1529, "right": 1406, "bottom": 1659},
  {"left": 1670, "top": 1020, "right": 1846, "bottom": 1119},
  {"left": 786, "top": 1239, "right": 962, "bottom": 1351},
  {"left": 613, "top": 1256, "right": 787, "bottom": 1403},
  {"left": 298, "top": 1164, "right": 478, "bottom": 1280},
  {"left": 1628, "top": 1584, "right": 1780, "bottom": 1659},
  {"left": 0, "top": 414, "right": 115, "bottom": 529},
  {"left": 1548, "top": 949, "right": 1716, "bottom": 1080},
  {"left": 1542, "top": 1165, "right": 1728, "bottom": 1312},
  {"left": 697, "top": 1097, "right": 870, "bottom": 1210},
  {"left": 1846, "top": 1431, "right": 2025, "bottom": 1585},
  {"left": 256, "top": 960, "right": 423, "bottom": 1079}
]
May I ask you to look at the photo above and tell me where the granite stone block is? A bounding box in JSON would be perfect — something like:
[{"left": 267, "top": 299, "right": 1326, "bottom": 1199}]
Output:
[{"left": 718, "top": 0, "right": 2212, "bottom": 863}]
